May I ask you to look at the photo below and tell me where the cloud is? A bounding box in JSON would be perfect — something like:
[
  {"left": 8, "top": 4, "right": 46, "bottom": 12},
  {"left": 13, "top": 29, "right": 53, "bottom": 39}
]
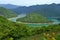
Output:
[{"left": 0, "top": 0, "right": 60, "bottom": 6}]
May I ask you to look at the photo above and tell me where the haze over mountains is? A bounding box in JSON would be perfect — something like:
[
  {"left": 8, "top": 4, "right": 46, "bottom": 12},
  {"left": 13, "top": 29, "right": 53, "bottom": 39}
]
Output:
[
  {"left": 0, "top": 4, "right": 19, "bottom": 9},
  {"left": 0, "top": 3, "right": 60, "bottom": 18}
]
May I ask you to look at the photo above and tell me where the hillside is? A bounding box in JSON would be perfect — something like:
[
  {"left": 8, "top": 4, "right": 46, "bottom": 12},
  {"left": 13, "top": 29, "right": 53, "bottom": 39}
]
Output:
[
  {"left": 12, "top": 3, "right": 60, "bottom": 18},
  {"left": 0, "top": 16, "right": 60, "bottom": 40},
  {"left": 0, "top": 16, "right": 43, "bottom": 40},
  {"left": 0, "top": 16, "right": 16, "bottom": 40},
  {"left": 0, "top": 16, "right": 34, "bottom": 40},
  {"left": 0, "top": 7, "right": 17, "bottom": 18},
  {"left": 17, "top": 12, "right": 52, "bottom": 23}
]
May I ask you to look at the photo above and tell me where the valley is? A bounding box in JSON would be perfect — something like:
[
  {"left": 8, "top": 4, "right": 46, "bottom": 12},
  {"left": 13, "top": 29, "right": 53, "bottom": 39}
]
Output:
[{"left": 0, "top": 3, "right": 60, "bottom": 40}]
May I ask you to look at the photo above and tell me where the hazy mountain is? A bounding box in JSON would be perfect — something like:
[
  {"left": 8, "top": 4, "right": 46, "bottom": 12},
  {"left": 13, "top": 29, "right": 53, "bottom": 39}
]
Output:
[
  {"left": 0, "top": 3, "right": 60, "bottom": 18},
  {"left": 0, "top": 4, "right": 19, "bottom": 9},
  {"left": 0, "top": 7, "right": 17, "bottom": 18},
  {"left": 12, "top": 3, "right": 60, "bottom": 18}
]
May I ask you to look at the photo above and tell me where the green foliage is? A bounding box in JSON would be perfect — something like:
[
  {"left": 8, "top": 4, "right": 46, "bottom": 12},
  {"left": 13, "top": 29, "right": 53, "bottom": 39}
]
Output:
[
  {"left": 0, "top": 16, "right": 36, "bottom": 40},
  {"left": 56, "top": 34, "right": 60, "bottom": 40},
  {"left": 3, "top": 37, "right": 14, "bottom": 40},
  {"left": 0, "top": 7, "right": 17, "bottom": 18},
  {"left": 0, "top": 16, "right": 60, "bottom": 40},
  {"left": 17, "top": 12, "right": 52, "bottom": 23}
]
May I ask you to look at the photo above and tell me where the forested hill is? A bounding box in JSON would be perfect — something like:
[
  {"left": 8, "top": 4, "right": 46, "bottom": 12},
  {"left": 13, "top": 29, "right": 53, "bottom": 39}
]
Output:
[
  {"left": 17, "top": 12, "right": 52, "bottom": 23},
  {"left": 0, "top": 7, "right": 17, "bottom": 18}
]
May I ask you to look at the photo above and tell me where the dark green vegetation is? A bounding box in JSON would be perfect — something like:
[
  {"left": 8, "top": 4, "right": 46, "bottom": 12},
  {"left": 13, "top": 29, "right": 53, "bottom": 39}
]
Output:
[
  {"left": 0, "top": 7, "right": 17, "bottom": 18},
  {"left": 57, "top": 18, "right": 60, "bottom": 21},
  {"left": 0, "top": 16, "right": 60, "bottom": 40},
  {"left": 17, "top": 12, "right": 52, "bottom": 23}
]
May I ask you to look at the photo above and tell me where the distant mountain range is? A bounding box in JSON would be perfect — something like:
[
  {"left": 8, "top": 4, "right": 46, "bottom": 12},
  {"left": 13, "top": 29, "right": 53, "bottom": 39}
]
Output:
[
  {"left": 12, "top": 3, "right": 60, "bottom": 18},
  {"left": 0, "top": 3, "right": 60, "bottom": 19},
  {"left": 0, "top": 4, "right": 19, "bottom": 9}
]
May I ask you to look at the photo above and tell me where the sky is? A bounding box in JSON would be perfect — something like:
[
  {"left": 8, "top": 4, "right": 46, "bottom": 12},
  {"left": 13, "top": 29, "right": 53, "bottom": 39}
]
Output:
[{"left": 0, "top": 0, "right": 60, "bottom": 6}]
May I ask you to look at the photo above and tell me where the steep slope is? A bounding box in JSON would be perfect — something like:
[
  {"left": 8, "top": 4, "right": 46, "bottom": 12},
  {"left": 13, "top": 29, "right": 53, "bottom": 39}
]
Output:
[
  {"left": 0, "top": 16, "right": 30, "bottom": 40},
  {"left": 0, "top": 7, "right": 17, "bottom": 18},
  {"left": 0, "top": 16, "right": 17, "bottom": 39},
  {"left": 17, "top": 12, "right": 52, "bottom": 23}
]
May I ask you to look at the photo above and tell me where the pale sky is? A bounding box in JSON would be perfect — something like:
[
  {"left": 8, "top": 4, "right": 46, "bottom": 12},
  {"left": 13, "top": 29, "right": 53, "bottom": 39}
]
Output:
[{"left": 0, "top": 0, "right": 60, "bottom": 6}]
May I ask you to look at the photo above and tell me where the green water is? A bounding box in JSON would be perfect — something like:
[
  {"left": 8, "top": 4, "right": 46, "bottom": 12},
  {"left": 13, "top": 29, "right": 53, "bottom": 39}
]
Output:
[
  {"left": 25, "top": 23, "right": 52, "bottom": 27},
  {"left": 24, "top": 18, "right": 60, "bottom": 27}
]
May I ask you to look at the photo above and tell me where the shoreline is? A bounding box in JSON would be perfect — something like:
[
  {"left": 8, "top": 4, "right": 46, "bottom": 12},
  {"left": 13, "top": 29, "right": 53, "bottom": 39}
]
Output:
[{"left": 18, "top": 22, "right": 54, "bottom": 24}]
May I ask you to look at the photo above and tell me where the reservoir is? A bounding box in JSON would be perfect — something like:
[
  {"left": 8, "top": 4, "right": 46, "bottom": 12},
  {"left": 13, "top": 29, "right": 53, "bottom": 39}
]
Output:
[{"left": 9, "top": 14, "right": 60, "bottom": 27}]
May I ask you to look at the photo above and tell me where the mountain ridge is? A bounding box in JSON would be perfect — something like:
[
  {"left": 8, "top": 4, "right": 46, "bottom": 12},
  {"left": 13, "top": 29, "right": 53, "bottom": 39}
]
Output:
[
  {"left": 11, "top": 3, "right": 60, "bottom": 19},
  {"left": 0, "top": 3, "right": 60, "bottom": 18}
]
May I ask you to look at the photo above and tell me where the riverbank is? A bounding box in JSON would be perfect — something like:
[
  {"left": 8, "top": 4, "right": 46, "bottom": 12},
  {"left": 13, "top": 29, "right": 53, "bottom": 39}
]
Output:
[
  {"left": 17, "top": 21, "right": 55, "bottom": 24},
  {"left": 17, "top": 22, "right": 54, "bottom": 27}
]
